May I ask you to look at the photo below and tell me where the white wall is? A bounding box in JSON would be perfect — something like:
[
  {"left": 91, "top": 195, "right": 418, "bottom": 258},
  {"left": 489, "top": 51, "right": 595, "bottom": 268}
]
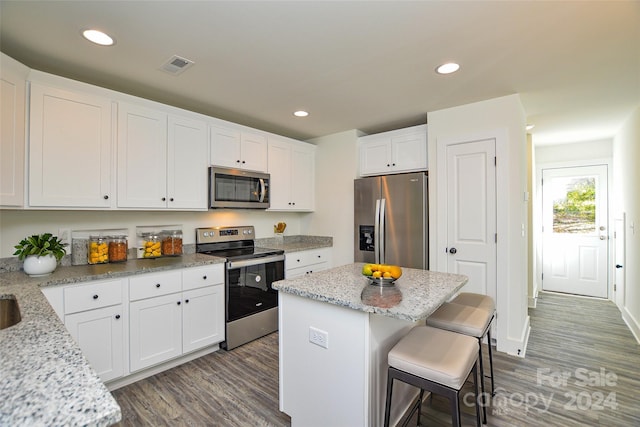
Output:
[
  {"left": 305, "top": 130, "right": 361, "bottom": 267},
  {"left": 612, "top": 106, "right": 640, "bottom": 342},
  {"left": 427, "top": 94, "right": 529, "bottom": 356},
  {"left": 0, "top": 209, "right": 309, "bottom": 258},
  {"left": 536, "top": 138, "right": 612, "bottom": 163}
]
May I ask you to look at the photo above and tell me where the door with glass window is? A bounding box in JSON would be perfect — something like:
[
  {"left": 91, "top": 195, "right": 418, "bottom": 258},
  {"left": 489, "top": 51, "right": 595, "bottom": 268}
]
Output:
[{"left": 541, "top": 165, "right": 608, "bottom": 297}]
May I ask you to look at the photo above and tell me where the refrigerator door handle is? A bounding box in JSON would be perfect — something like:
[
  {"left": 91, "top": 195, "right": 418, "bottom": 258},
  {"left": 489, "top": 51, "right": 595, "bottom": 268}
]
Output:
[
  {"left": 379, "top": 198, "right": 386, "bottom": 264},
  {"left": 374, "top": 199, "right": 381, "bottom": 264}
]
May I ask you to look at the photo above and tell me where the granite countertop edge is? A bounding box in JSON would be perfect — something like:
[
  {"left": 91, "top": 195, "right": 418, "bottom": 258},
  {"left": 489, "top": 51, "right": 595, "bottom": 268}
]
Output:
[
  {"left": 0, "top": 253, "right": 224, "bottom": 427},
  {"left": 273, "top": 263, "right": 468, "bottom": 323}
]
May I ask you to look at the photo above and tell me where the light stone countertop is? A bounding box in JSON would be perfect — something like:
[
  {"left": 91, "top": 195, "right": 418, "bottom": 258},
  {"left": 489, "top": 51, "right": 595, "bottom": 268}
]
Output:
[
  {"left": 0, "top": 254, "right": 224, "bottom": 427},
  {"left": 272, "top": 263, "right": 468, "bottom": 322},
  {"left": 255, "top": 235, "right": 332, "bottom": 253}
]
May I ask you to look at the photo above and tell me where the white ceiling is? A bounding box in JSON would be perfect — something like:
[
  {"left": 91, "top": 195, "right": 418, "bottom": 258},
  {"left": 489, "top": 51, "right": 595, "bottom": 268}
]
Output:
[{"left": 1, "top": 1, "right": 638, "bottom": 145}]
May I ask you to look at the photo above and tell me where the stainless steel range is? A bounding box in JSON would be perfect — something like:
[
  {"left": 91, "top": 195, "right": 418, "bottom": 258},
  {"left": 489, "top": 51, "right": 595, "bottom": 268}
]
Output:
[{"left": 196, "top": 226, "right": 284, "bottom": 350}]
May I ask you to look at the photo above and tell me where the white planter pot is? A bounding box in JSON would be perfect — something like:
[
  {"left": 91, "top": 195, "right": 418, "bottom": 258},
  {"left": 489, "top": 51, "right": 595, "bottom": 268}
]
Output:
[{"left": 23, "top": 254, "right": 58, "bottom": 277}]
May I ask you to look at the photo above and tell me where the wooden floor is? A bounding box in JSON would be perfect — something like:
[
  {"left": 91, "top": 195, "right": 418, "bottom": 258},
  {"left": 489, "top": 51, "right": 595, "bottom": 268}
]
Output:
[{"left": 112, "top": 292, "right": 640, "bottom": 426}]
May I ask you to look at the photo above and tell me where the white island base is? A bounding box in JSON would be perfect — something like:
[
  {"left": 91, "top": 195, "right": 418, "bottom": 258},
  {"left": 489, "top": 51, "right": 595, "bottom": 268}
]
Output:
[{"left": 279, "top": 292, "right": 420, "bottom": 427}]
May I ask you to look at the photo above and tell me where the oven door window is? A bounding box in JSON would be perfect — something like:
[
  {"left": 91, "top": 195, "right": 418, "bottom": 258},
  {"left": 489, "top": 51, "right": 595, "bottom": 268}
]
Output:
[{"left": 226, "top": 260, "right": 283, "bottom": 322}]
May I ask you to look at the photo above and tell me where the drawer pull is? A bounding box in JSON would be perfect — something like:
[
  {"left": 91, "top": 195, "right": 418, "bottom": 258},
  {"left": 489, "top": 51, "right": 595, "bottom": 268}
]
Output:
[
  {"left": 203, "top": 275, "right": 207, "bottom": 280},
  {"left": 177, "top": 301, "right": 181, "bottom": 305},
  {"left": 185, "top": 299, "right": 190, "bottom": 303},
  {"left": 93, "top": 294, "right": 99, "bottom": 300},
  {"left": 115, "top": 314, "right": 120, "bottom": 320},
  {"left": 156, "top": 284, "right": 161, "bottom": 288}
]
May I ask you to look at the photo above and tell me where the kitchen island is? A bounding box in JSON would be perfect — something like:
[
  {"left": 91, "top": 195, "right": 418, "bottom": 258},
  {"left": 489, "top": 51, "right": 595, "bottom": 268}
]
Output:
[{"left": 273, "top": 263, "right": 468, "bottom": 427}]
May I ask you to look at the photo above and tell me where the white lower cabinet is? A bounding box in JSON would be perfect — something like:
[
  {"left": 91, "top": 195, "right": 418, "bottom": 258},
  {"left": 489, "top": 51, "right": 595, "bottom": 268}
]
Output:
[
  {"left": 65, "top": 304, "right": 125, "bottom": 382},
  {"left": 129, "top": 265, "right": 225, "bottom": 373},
  {"left": 129, "top": 292, "right": 183, "bottom": 372},
  {"left": 42, "top": 264, "right": 225, "bottom": 384},
  {"left": 285, "top": 248, "right": 332, "bottom": 279},
  {"left": 62, "top": 278, "right": 127, "bottom": 383}
]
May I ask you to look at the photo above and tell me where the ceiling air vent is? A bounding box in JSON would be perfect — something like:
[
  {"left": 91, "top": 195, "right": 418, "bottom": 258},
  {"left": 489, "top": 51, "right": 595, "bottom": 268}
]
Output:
[{"left": 160, "top": 55, "right": 194, "bottom": 75}]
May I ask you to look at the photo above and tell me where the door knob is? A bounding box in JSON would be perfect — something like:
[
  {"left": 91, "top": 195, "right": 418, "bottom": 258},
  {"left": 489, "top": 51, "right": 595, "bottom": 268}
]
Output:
[
  {"left": 600, "top": 236, "right": 606, "bottom": 240},
  {"left": 616, "top": 264, "right": 623, "bottom": 269},
  {"left": 449, "top": 247, "right": 457, "bottom": 254}
]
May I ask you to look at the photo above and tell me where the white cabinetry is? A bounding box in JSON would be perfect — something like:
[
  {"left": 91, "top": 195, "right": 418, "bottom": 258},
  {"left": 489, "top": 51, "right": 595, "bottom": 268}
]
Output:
[
  {"left": 359, "top": 124, "right": 427, "bottom": 176},
  {"left": 268, "top": 138, "right": 315, "bottom": 211},
  {"left": 118, "top": 103, "right": 208, "bottom": 210},
  {"left": 63, "top": 278, "right": 127, "bottom": 383},
  {"left": 129, "top": 265, "right": 224, "bottom": 372},
  {"left": 210, "top": 125, "right": 267, "bottom": 172},
  {"left": 29, "top": 82, "right": 113, "bottom": 207},
  {"left": 285, "top": 247, "right": 332, "bottom": 279},
  {"left": 0, "top": 53, "right": 28, "bottom": 207}
]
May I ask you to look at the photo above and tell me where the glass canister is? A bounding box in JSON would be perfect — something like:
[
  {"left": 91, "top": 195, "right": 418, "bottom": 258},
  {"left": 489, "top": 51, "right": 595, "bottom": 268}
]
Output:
[
  {"left": 140, "top": 233, "right": 162, "bottom": 258},
  {"left": 108, "top": 235, "right": 128, "bottom": 263},
  {"left": 88, "top": 236, "right": 109, "bottom": 264},
  {"left": 161, "top": 230, "right": 183, "bottom": 256}
]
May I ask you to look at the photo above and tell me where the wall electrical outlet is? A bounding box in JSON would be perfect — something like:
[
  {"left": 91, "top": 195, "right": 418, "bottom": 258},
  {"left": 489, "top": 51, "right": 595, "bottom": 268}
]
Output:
[{"left": 309, "top": 326, "right": 329, "bottom": 349}]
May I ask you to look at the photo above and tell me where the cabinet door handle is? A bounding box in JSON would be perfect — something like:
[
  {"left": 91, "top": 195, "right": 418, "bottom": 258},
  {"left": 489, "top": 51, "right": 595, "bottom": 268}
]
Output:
[
  {"left": 185, "top": 299, "right": 190, "bottom": 304},
  {"left": 93, "top": 294, "right": 99, "bottom": 300},
  {"left": 169, "top": 197, "right": 174, "bottom": 202},
  {"left": 103, "top": 195, "right": 109, "bottom": 200},
  {"left": 236, "top": 159, "right": 241, "bottom": 163},
  {"left": 162, "top": 197, "right": 166, "bottom": 201},
  {"left": 115, "top": 314, "right": 121, "bottom": 320},
  {"left": 242, "top": 160, "right": 246, "bottom": 164},
  {"left": 177, "top": 301, "right": 181, "bottom": 305},
  {"left": 203, "top": 275, "right": 207, "bottom": 280},
  {"left": 156, "top": 283, "right": 161, "bottom": 288}
]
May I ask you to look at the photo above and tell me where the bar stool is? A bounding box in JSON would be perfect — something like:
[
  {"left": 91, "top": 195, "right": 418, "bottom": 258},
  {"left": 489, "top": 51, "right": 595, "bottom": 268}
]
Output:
[
  {"left": 383, "top": 326, "right": 482, "bottom": 427},
  {"left": 426, "top": 303, "right": 494, "bottom": 424},
  {"left": 450, "top": 293, "right": 496, "bottom": 396}
]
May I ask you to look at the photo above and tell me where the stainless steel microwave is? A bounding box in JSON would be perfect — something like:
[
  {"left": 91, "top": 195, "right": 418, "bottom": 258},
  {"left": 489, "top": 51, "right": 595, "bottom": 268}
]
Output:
[{"left": 209, "top": 167, "right": 270, "bottom": 209}]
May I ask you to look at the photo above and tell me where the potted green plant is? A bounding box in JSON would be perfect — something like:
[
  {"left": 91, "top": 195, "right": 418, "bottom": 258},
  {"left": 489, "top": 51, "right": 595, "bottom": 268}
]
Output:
[{"left": 14, "top": 233, "right": 68, "bottom": 277}]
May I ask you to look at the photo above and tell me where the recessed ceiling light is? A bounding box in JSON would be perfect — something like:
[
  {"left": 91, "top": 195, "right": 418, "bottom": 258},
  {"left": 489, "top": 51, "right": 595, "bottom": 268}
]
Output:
[
  {"left": 82, "top": 29, "right": 114, "bottom": 46},
  {"left": 293, "top": 110, "right": 309, "bottom": 117},
  {"left": 436, "top": 62, "right": 460, "bottom": 75},
  {"left": 526, "top": 124, "right": 535, "bottom": 130}
]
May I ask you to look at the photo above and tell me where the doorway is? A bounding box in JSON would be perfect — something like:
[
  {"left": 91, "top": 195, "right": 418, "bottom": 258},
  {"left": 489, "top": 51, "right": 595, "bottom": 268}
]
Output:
[{"left": 541, "top": 165, "right": 609, "bottom": 298}]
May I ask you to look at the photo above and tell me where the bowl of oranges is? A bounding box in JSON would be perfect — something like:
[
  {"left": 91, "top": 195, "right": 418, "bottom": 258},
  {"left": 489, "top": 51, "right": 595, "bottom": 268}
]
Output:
[{"left": 362, "top": 263, "right": 402, "bottom": 287}]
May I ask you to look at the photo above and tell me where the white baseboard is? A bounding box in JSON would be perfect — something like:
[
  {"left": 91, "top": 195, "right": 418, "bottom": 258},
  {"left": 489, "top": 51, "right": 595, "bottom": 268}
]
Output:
[
  {"left": 106, "top": 344, "right": 221, "bottom": 391},
  {"left": 622, "top": 307, "right": 640, "bottom": 345},
  {"left": 497, "top": 315, "right": 530, "bottom": 358}
]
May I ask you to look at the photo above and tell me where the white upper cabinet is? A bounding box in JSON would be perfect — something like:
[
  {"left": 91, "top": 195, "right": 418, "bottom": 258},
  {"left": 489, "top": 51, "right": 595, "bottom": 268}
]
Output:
[
  {"left": 166, "top": 115, "right": 208, "bottom": 209},
  {"left": 118, "top": 103, "right": 207, "bottom": 210},
  {"left": 268, "top": 138, "right": 315, "bottom": 211},
  {"left": 359, "top": 124, "right": 427, "bottom": 176},
  {"left": 29, "top": 82, "right": 113, "bottom": 208},
  {"left": 0, "top": 53, "right": 28, "bottom": 207},
  {"left": 210, "top": 125, "right": 268, "bottom": 172}
]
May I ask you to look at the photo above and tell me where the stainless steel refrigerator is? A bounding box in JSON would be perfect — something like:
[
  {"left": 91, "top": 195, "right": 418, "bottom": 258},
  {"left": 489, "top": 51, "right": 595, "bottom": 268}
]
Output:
[{"left": 354, "top": 172, "right": 428, "bottom": 269}]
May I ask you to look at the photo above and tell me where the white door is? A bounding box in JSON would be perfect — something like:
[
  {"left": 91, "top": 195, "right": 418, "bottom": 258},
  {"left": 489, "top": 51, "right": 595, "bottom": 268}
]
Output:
[
  {"left": 614, "top": 215, "right": 626, "bottom": 308},
  {"left": 541, "top": 165, "right": 608, "bottom": 298},
  {"left": 445, "top": 139, "right": 497, "bottom": 302}
]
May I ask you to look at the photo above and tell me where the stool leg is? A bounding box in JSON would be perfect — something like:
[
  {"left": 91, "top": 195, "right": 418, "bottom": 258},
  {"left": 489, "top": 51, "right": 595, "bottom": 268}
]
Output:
[
  {"left": 487, "top": 326, "right": 495, "bottom": 396},
  {"left": 476, "top": 338, "right": 487, "bottom": 424},
  {"left": 416, "top": 389, "right": 424, "bottom": 426},
  {"left": 472, "top": 362, "right": 481, "bottom": 427},
  {"left": 384, "top": 370, "right": 394, "bottom": 427},
  {"left": 450, "top": 390, "right": 461, "bottom": 427}
]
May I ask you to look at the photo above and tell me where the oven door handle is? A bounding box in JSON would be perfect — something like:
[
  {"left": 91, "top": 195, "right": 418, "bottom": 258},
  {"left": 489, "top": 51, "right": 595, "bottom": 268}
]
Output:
[{"left": 227, "top": 254, "right": 285, "bottom": 269}]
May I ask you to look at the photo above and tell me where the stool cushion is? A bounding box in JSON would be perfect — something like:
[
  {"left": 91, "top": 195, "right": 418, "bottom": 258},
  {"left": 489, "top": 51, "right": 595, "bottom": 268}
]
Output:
[
  {"left": 426, "top": 303, "right": 491, "bottom": 338},
  {"left": 452, "top": 292, "right": 495, "bottom": 312},
  {"left": 388, "top": 326, "right": 478, "bottom": 390}
]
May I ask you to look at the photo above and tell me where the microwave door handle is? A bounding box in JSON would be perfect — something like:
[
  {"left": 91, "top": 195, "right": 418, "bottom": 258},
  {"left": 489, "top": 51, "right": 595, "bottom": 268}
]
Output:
[{"left": 258, "top": 178, "right": 266, "bottom": 202}]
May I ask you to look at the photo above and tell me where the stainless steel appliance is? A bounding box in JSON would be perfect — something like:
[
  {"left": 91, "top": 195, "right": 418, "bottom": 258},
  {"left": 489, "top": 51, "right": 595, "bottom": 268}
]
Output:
[
  {"left": 209, "top": 167, "right": 270, "bottom": 209},
  {"left": 354, "top": 172, "right": 428, "bottom": 268},
  {"left": 196, "top": 226, "right": 284, "bottom": 350}
]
